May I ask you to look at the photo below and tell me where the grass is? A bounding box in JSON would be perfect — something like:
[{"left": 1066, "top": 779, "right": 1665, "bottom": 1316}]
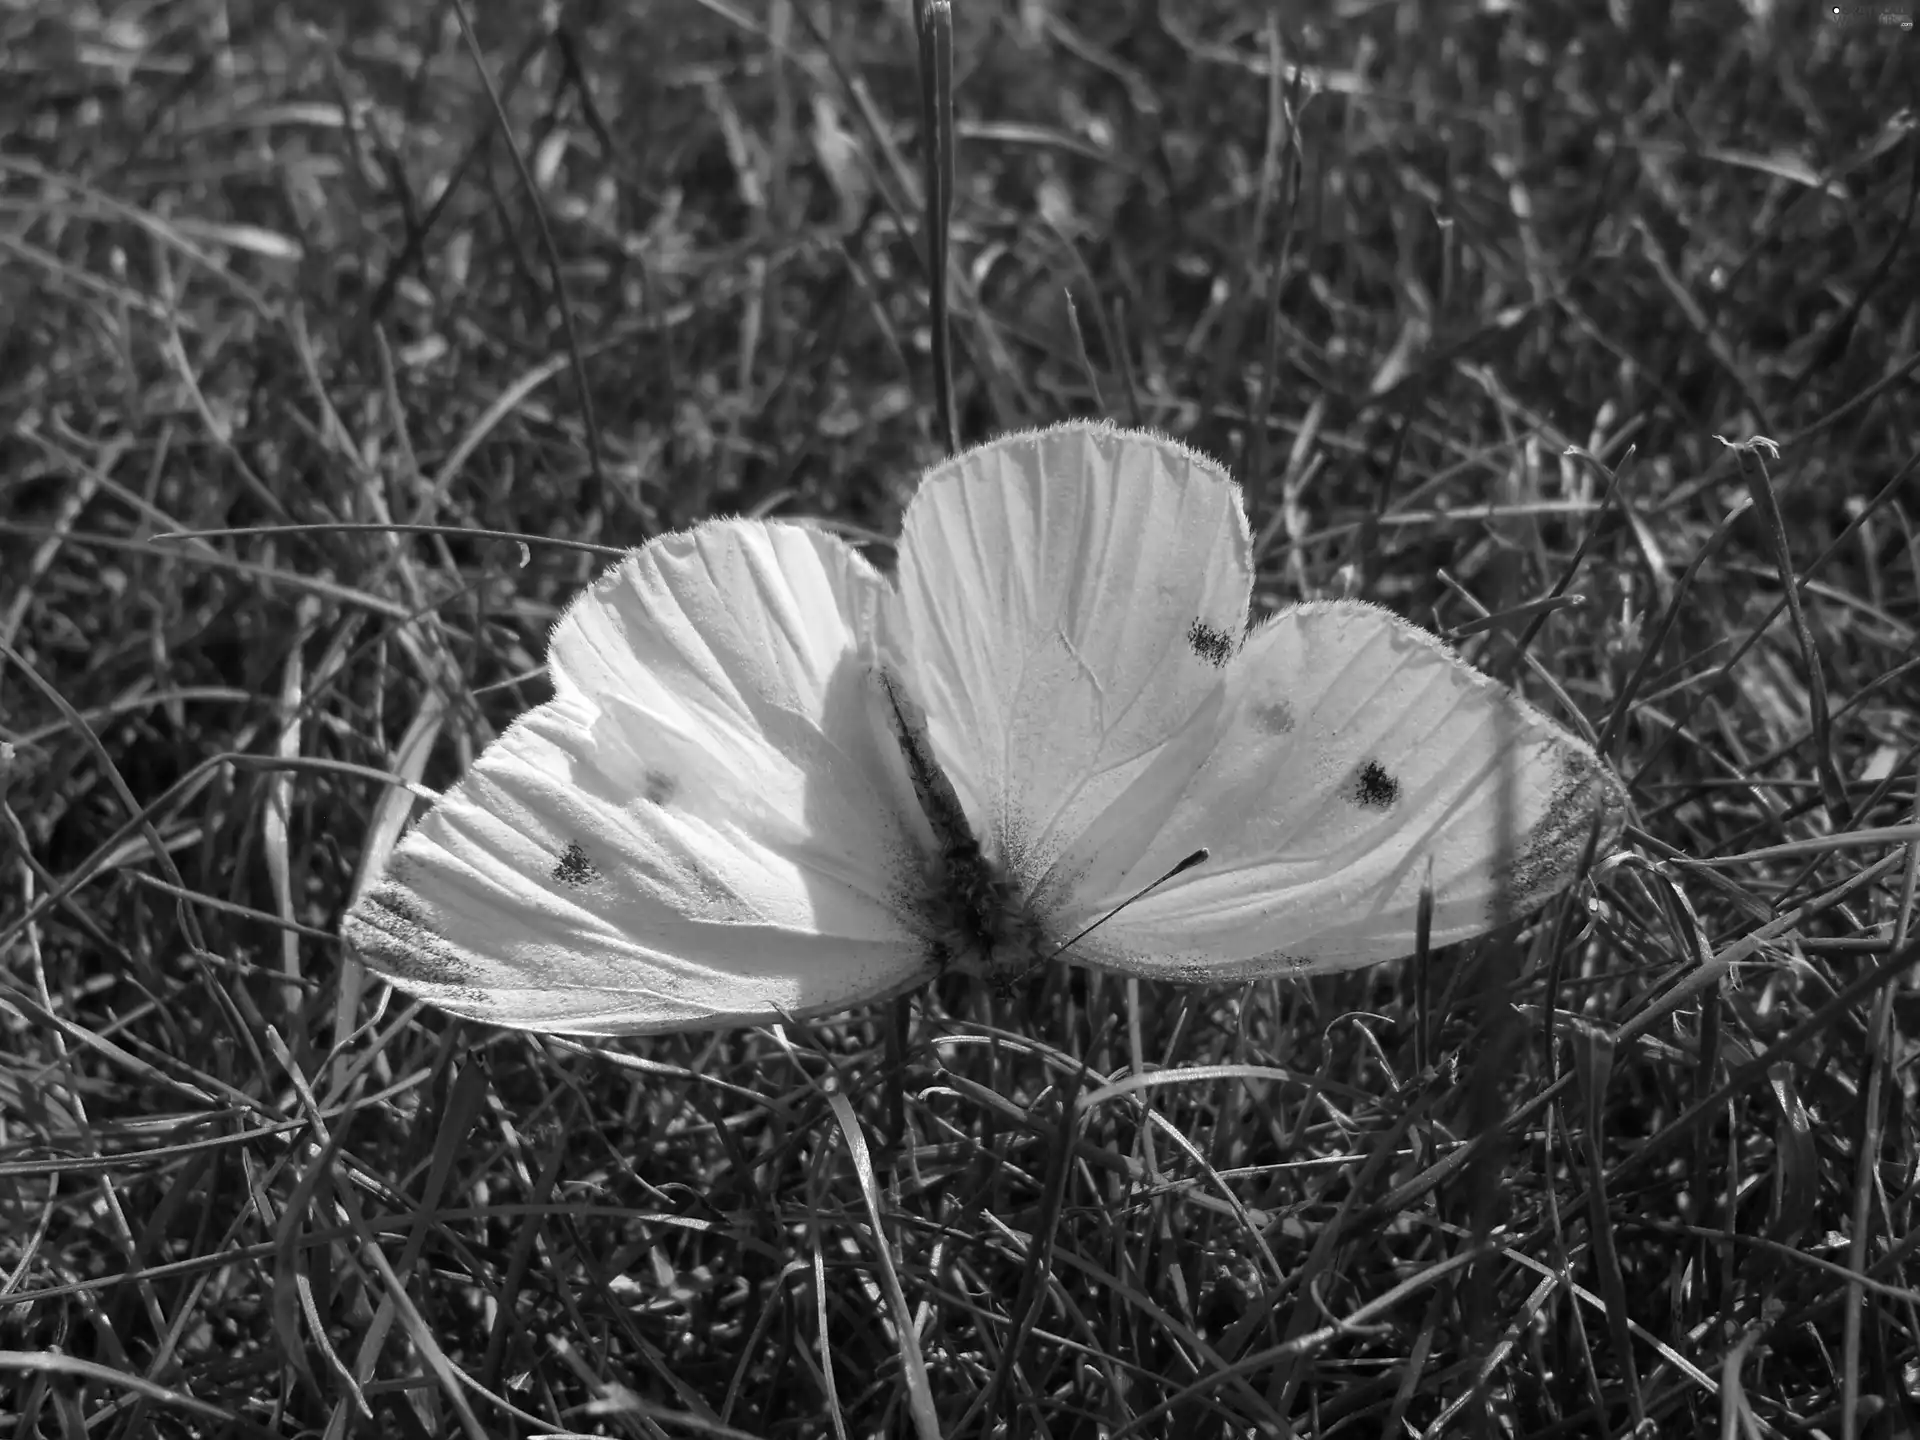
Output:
[{"left": 2, "top": 0, "right": 1918, "bottom": 1435}]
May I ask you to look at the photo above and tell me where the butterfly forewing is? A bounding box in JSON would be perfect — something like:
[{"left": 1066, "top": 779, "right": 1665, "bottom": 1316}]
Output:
[{"left": 887, "top": 422, "right": 1253, "bottom": 896}]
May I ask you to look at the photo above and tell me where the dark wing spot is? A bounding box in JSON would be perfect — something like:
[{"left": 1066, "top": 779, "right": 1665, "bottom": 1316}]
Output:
[
  {"left": 1253, "top": 700, "right": 1296, "bottom": 735},
  {"left": 1187, "top": 619, "right": 1237, "bottom": 667},
  {"left": 552, "top": 841, "right": 598, "bottom": 887},
  {"left": 643, "top": 769, "right": 677, "bottom": 806},
  {"left": 1348, "top": 760, "right": 1399, "bottom": 810}
]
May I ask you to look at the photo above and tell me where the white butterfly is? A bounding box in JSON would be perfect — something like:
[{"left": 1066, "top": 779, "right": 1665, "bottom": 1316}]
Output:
[{"left": 345, "top": 422, "right": 1625, "bottom": 1035}]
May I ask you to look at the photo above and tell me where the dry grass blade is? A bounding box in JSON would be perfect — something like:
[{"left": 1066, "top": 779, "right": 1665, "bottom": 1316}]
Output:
[
  {"left": 1840, "top": 753, "right": 1920, "bottom": 1440},
  {"left": 445, "top": 0, "right": 606, "bottom": 499},
  {"left": 1721, "top": 434, "right": 1853, "bottom": 825},
  {"left": 914, "top": 0, "right": 956, "bottom": 455},
  {"left": 1564, "top": 1019, "right": 1647, "bottom": 1432},
  {"left": 824, "top": 1088, "right": 941, "bottom": 1440}
]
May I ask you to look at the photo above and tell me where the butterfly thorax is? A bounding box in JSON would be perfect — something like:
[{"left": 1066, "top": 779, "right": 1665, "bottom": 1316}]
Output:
[{"left": 923, "top": 836, "right": 1049, "bottom": 995}]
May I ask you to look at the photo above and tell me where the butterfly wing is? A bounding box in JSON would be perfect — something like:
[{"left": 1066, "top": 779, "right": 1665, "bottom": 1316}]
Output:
[
  {"left": 345, "top": 521, "right": 938, "bottom": 1035},
  {"left": 885, "top": 421, "right": 1253, "bottom": 890},
  {"left": 888, "top": 423, "right": 1622, "bottom": 982},
  {"left": 1056, "top": 600, "right": 1627, "bottom": 980}
]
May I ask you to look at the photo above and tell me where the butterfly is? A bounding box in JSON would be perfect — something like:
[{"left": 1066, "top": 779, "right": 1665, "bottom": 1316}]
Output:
[{"left": 344, "top": 421, "right": 1626, "bottom": 1035}]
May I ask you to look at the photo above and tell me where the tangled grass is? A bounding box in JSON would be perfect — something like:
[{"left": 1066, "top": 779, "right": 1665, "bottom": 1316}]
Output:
[{"left": 2, "top": 2, "right": 1917, "bottom": 1435}]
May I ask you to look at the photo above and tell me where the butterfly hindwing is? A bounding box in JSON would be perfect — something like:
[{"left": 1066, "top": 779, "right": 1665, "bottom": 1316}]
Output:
[
  {"left": 1055, "top": 600, "right": 1626, "bottom": 980},
  {"left": 345, "top": 522, "right": 938, "bottom": 1035}
]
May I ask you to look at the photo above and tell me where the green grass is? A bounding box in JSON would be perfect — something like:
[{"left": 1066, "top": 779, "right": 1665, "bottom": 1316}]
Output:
[{"left": 4, "top": 1, "right": 1918, "bottom": 1435}]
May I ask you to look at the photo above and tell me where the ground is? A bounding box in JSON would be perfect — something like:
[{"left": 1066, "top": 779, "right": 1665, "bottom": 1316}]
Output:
[{"left": 2, "top": 1, "right": 1918, "bottom": 1436}]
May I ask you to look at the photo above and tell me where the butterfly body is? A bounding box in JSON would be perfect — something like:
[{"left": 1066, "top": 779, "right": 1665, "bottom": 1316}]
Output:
[
  {"left": 345, "top": 422, "right": 1625, "bottom": 1035},
  {"left": 877, "top": 664, "right": 1049, "bottom": 991}
]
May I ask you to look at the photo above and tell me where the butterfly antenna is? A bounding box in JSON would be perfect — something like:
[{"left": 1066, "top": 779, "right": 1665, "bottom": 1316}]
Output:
[
  {"left": 1413, "top": 857, "right": 1434, "bottom": 1077},
  {"left": 1043, "top": 848, "right": 1211, "bottom": 963}
]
